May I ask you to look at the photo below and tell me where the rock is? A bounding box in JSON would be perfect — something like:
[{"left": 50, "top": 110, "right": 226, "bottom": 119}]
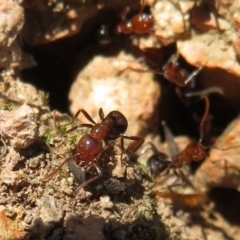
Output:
[
  {"left": 0, "top": 104, "right": 38, "bottom": 149},
  {"left": 153, "top": 0, "right": 193, "bottom": 45},
  {"left": 37, "top": 195, "right": 63, "bottom": 224},
  {"left": 69, "top": 50, "right": 160, "bottom": 138},
  {"left": 0, "top": 169, "right": 26, "bottom": 186},
  {"left": 64, "top": 214, "right": 105, "bottom": 240},
  {"left": 0, "top": 0, "right": 25, "bottom": 69},
  {"left": 0, "top": 205, "right": 26, "bottom": 240},
  {"left": 22, "top": 0, "right": 139, "bottom": 45},
  {"left": 177, "top": 1, "right": 240, "bottom": 77},
  {"left": 196, "top": 117, "right": 240, "bottom": 190}
]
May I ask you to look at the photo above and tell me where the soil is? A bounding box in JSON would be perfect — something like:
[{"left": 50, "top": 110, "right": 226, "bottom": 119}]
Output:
[{"left": 1, "top": 0, "right": 240, "bottom": 240}]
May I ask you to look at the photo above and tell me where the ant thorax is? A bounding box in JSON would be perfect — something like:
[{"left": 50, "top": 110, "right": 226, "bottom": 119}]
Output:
[{"left": 90, "top": 122, "right": 111, "bottom": 140}]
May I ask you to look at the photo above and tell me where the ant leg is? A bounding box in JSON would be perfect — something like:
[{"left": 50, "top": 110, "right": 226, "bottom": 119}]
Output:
[
  {"left": 184, "top": 67, "right": 202, "bottom": 85},
  {"left": 211, "top": 145, "right": 240, "bottom": 151},
  {"left": 184, "top": 86, "right": 223, "bottom": 98},
  {"left": 199, "top": 97, "right": 210, "bottom": 143},
  {"left": 65, "top": 109, "right": 96, "bottom": 127},
  {"left": 122, "top": 134, "right": 145, "bottom": 153},
  {"left": 163, "top": 53, "right": 179, "bottom": 69},
  {"left": 99, "top": 108, "right": 105, "bottom": 120},
  {"left": 139, "top": 0, "right": 146, "bottom": 15},
  {"left": 73, "top": 147, "right": 108, "bottom": 195},
  {"left": 73, "top": 163, "right": 102, "bottom": 196},
  {"left": 59, "top": 109, "right": 96, "bottom": 135},
  {"left": 42, "top": 154, "right": 81, "bottom": 181},
  {"left": 63, "top": 123, "right": 93, "bottom": 136},
  {"left": 119, "top": 6, "right": 130, "bottom": 21}
]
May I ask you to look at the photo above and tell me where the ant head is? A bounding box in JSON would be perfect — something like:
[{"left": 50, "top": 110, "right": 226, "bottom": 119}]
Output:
[
  {"left": 105, "top": 111, "right": 128, "bottom": 140},
  {"left": 147, "top": 152, "right": 170, "bottom": 178},
  {"left": 115, "top": 21, "right": 133, "bottom": 34},
  {"left": 186, "top": 141, "right": 208, "bottom": 162}
]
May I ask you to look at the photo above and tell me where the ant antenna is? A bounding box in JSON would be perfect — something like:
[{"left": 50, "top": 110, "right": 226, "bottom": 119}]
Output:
[
  {"left": 199, "top": 97, "right": 210, "bottom": 143},
  {"left": 184, "top": 86, "right": 223, "bottom": 98}
]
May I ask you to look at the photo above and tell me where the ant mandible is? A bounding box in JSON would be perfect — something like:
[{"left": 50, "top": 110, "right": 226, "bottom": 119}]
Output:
[
  {"left": 43, "top": 108, "right": 144, "bottom": 195},
  {"left": 115, "top": 0, "right": 154, "bottom": 35}
]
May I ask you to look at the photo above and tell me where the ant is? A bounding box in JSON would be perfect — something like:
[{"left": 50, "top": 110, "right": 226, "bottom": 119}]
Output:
[
  {"left": 115, "top": 0, "right": 186, "bottom": 45},
  {"left": 115, "top": 1, "right": 154, "bottom": 35},
  {"left": 147, "top": 96, "right": 240, "bottom": 189},
  {"left": 146, "top": 96, "right": 210, "bottom": 187},
  {"left": 162, "top": 53, "right": 202, "bottom": 87},
  {"left": 43, "top": 108, "right": 144, "bottom": 196}
]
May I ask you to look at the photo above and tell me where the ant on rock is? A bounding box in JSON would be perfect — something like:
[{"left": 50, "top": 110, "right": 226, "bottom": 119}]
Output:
[
  {"left": 115, "top": 0, "right": 154, "bottom": 35},
  {"left": 161, "top": 53, "right": 202, "bottom": 87},
  {"left": 146, "top": 96, "right": 240, "bottom": 189},
  {"left": 147, "top": 96, "right": 210, "bottom": 187},
  {"left": 115, "top": 0, "right": 185, "bottom": 44},
  {"left": 43, "top": 108, "right": 144, "bottom": 196}
]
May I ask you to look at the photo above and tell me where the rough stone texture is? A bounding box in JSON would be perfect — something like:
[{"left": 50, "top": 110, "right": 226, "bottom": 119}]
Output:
[
  {"left": 196, "top": 117, "right": 240, "bottom": 191},
  {"left": 64, "top": 214, "right": 105, "bottom": 240},
  {"left": 0, "top": 205, "right": 26, "bottom": 240},
  {"left": 0, "top": 104, "right": 38, "bottom": 149},
  {"left": 69, "top": 50, "right": 161, "bottom": 138},
  {"left": 0, "top": 0, "right": 26, "bottom": 69},
  {"left": 37, "top": 195, "right": 63, "bottom": 224},
  {"left": 22, "top": 0, "right": 139, "bottom": 45},
  {"left": 152, "top": 0, "right": 193, "bottom": 45},
  {"left": 1, "top": 0, "right": 240, "bottom": 239},
  {"left": 1, "top": 79, "right": 46, "bottom": 108},
  {"left": 176, "top": 1, "right": 240, "bottom": 77}
]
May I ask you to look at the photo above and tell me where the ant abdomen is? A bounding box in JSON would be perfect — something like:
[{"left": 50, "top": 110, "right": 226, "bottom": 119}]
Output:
[
  {"left": 75, "top": 134, "right": 102, "bottom": 164},
  {"left": 131, "top": 12, "right": 154, "bottom": 34}
]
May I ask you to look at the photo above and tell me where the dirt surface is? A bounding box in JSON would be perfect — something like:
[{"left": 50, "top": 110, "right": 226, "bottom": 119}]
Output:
[{"left": 1, "top": 0, "right": 240, "bottom": 240}]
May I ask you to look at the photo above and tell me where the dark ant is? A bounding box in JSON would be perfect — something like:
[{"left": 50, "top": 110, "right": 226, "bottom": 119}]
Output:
[
  {"left": 43, "top": 108, "right": 144, "bottom": 196},
  {"left": 115, "top": 1, "right": 154, "bottom": 35}
]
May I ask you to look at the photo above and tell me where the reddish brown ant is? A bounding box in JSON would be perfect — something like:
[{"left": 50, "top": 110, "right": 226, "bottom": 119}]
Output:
[
  {"left": 146, "top": 96, "right": 210, "bottom": 187},
  {"left": 162, "top": 53, "right": 202, "bottom": 87},
  {"left": 43, "top": 108, "right": 144, "bottom": 196},
  {"left": 115, "top": 0, "right": 185, "bottom": 44},
  {"left": 115, "top": 1, "right": 154, "bottom": 35},
  {"left": 123, "top": 46, "right": 202, "bottom": 90},
  {"left": 147, "top": 96, "right": 240, "bottom": 188}
]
